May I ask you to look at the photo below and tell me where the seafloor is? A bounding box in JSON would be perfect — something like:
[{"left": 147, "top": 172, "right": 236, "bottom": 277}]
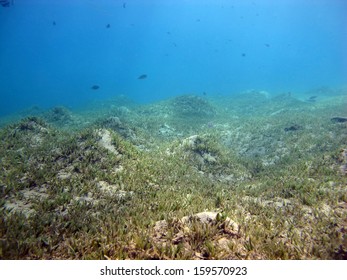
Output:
[{"left": 0, "top": 88, "right": 346, "bottom": 259}]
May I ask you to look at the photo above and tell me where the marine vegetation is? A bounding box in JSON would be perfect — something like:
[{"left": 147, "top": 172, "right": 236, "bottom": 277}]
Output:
[
  {"left": 0, "top": 90, "right": 346, "bottom": 260},
  {"left": 170, "top": 95, "right": 216, "bottom": 118}
]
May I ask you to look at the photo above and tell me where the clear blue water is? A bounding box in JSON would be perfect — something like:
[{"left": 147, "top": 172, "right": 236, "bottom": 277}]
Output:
[{"left": 0, "top": 0, "right": 346, "bottom": 117}]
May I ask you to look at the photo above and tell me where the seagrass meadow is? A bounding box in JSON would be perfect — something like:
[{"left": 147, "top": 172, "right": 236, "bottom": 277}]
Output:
[{"left": 0, "top": 89, "right": 346, "bottom": 260}]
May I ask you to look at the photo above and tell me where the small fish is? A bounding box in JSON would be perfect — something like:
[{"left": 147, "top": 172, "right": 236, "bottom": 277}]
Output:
[
  {"left": 91, "top": 85, "right": 100, "bottom": 90},
  {"left": 123, "top": 2, "right": 126, "bottom": 8},
  {"left": 241, "top": 53, "right": 246, "bottom": 57},
  {"left": 138, "top": 74, "right": 147, "bottom": 80},
  {"left": 331, "top": 117, "right": 347, "bottom": 123},
  {"left": 306, "top": 96, "right": 317, "bottom": 102},
  {"left": 0, "top": 0, "right": 10, "bottom": 7},
  {"left": 265, "top": 43, "right": 270, "bottom": 47},
  {"left": 106, "top": 23, "right": 110, "bottom": 28},
  {"left": 53, "top": 21, "right": 56, "bottom": 26},
  {"left": 284, "top": 124, "right": 301, "bottom": 132}
]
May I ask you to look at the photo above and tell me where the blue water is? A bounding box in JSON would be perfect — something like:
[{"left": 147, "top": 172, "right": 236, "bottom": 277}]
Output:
[{"left": 0, "top": 0, "right": 346, "bottom": 117}]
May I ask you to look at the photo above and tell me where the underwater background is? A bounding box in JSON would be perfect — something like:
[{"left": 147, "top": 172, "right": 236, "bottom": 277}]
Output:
[
  {"left": 0, "top": 0, "right": 346, "bottom": 116},
  {"left": 1, "top": 0, "right": 347, "bottom": 260}
]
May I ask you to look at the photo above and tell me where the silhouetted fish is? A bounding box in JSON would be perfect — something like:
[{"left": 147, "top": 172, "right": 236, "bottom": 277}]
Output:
[
  {"left": 284, "top": 124, "right": 302, "bottom": 132},
  {"left": 53, "top": 21, "right": 56, "bottom": 26},
  {"left": 0, "top": 0, "right": 11, "bottom": 7},
  {"left": 91, "top": 85, "right": 100, "bottom": 90},
  {"left": 123, "top": 2, "right": 126, "bottom": 8},
  {"left": 331, "top": 117, "right": 347, "bottom": 123},
  {"left": 306, "top": 95, "right": 317, "bottom": 102},
  {"left": 138, "top": 74, "right": 147, "bottom": 80},
  {"left": 241, "top": 53, "right": 246, "bottom": 57},
  {"left": 106, "top": 24, "right": 110, "bottom": 28}
]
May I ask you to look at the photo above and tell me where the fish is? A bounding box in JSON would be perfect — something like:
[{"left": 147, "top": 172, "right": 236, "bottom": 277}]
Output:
[
  {"left": 106, "top": 24, "right": 110, "bottom": 28},
  {"left": 305, "top": 96, "right": 317, "bottom": 102},
  {"left": 331, "top": 117, "right": 347, "bottom": 123},
  {"left": 284, "top": 124, "right": 302, "bottom": 132},
  {"left": 138, "top": 74, "right": 147, "bottom": 80},
  {"left": 91, "top": 85, "right": 100, "bottom": 90},
  {"left": 0, "top": 0, "right": 11, "bottom": 7}
]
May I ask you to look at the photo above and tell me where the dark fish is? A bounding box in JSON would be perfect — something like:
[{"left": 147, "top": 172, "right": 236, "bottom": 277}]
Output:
[
  {"left": 123, "top": 2, "right": 126, "bottom": 8},
  {"left": 138, "top": 74, "right": 147, "bottom": 80},
  {"left": 52, "top": 21, "right": 56, "bottom": 26},
  {"left": 284, "top": 124, "right": 302, "bottom": 132},
  {"left": 331, "top": 117, "right": 347, "bottom": 123},
  {"left": 106, "top": 23, "right": 110, "bottom": 28},
  {"left": 241, "top": 53, "right": 246, "bottom": 57},
  {"left": 91, "top": 85, "right": 100, "bottom": 90},
  {"left": 306, "top": 96, "right": 317, "bottom": 102},
  {"left": 265, "top": 43, "right": 270, "bottom": 47},
  {"left": 0, "top": 0, "right": 11, "bottom": 7}
]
